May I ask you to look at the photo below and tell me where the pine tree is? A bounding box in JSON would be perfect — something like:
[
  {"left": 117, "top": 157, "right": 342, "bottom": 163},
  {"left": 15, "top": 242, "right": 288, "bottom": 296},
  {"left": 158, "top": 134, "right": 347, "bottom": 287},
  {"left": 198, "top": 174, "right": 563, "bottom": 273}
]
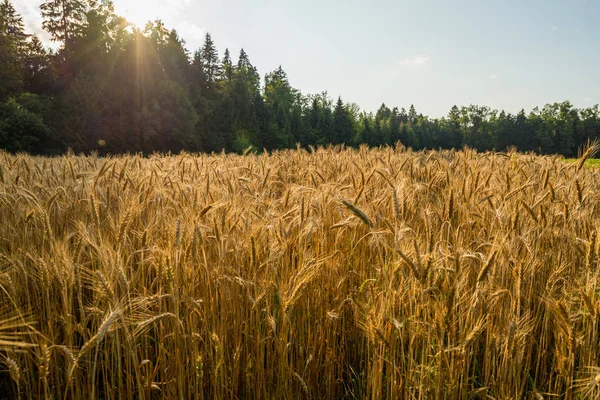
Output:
[
  {"left": 237, "top": 48, "right": 259, "bottom": 81},
  {"left": 445, "top": 105, "right": 463, "bottom": 148},
  {"left": 226, "top": 49, "right": 261, "bottom": 149},
  {"left": 237, "top": 48, "right": 249, "bottom": 69},
  {"left": 0, "top": 0, "right": 28, "bottom": 47},
  {"left": 263, "top": 66, "right": 297, "bottom": 149},
  {"left": 333, "top": 97, "right": 354, "bottom": 145},
  {"left": 236, "top": 48, "right": 259, "bottom": 87},
  {"left": 76, "top": 1, "right": 124, "bottom": 75},
  {"left": 23, "top": 35, "right": 54, "bottom": 94},
  {"left": 399, "top": 121, "right": 419, "bottom": 149},
  {"left": 201, "top": 33, "right": 221, "bottom": 83},
  {"left": 159, "top": 28, "right": 190, "bottom": 87},
  {"left": 389, "top": 107, "right": 401, "bottom": 144},
  {"left": 190, "top": 49, "right": 208, "bottom": 106},
  {"left": 0, "top": 0, "right": 27, "bottom": 100},
  {"left": 40, "top": 0, "right": 86, "bottom": 43},
  {"left": 358, "top": 115, "right": 374, "bottom": 146},
  {"left": 222, "top": 48, "right": 233, "bottom": 81},
  {"left": 308, "top": 96, "right": 323, "bottom": 144},
  {"left": 375, "top": 103, "right": 392, "bottom": 144},
  {"left": 399, "top": 107, "right": 408, "bottom": 123},
  {"left": 408, "top": 104, "right": 418, "bottom": 124}
]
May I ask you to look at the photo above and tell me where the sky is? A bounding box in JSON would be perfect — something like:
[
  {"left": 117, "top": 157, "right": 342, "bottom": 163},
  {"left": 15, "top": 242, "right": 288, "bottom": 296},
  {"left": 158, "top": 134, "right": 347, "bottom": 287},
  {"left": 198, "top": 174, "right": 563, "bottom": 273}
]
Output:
[{"left": 15, "top": 0, "right": 600, "bottom": 117}]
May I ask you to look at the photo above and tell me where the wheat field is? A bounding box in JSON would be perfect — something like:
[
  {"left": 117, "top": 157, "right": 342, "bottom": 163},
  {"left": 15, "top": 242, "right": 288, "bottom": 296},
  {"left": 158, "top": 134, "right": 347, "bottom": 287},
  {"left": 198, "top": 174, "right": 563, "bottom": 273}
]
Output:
[{"left": 1, "top": 146, "right": 600, "bottom": 399}]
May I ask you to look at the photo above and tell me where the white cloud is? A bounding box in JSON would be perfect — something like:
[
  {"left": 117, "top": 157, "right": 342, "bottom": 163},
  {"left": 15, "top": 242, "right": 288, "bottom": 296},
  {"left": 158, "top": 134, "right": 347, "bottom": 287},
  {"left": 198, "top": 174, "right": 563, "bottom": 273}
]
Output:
[
  {"left": 113, "top": 0, "right": 206, "bottom": 50},
  {"left": 490, "top": 74, "right": 498, "bottom": 80},
  {"left": 114, "top": 0, "right": 193, "bottom": 27},
  {"left": 398, "top": 55, "right": 431, "bottom": 67},
  {"left": 176, "top": 21, "right": 206, "bottom": 42},
  {"left": 13, "top": 0, "right": 52, "bottom": 44}
]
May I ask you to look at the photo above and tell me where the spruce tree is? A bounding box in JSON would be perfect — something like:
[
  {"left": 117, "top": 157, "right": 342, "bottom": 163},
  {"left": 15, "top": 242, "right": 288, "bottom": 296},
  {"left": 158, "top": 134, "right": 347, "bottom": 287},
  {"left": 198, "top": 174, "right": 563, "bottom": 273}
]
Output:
[
  {"left": 23, "top": 35, "right": 54, "bottom": 94},
  {"left": 446, "top": 105, "right": 463, "bottom": 148},
  {"left": 201, "top": 33, "right": 221, "bottom": 84},
  {"left": 40, "top": 0, "right": 86, "bottom": 43},
  {"left": 0, "top": 0, "right": 27, "bottom": 100},
  {"left": 333, "top": 97, "right": 354, "bottom": 145},
  {"left": 358, "top": 115, "right": 374, "bottom": 146},
  {"left": 222, "top": 48, "right": 233, "bottom": 81},
  {"left": 0, "top": 0, "right": 28, "bottom": 46},
  {"left": 236, "top": 48, "right": 259, "bottom": 87},
  {"left": 389, "top": 107, "right": 401, "bottom": 144},
  {"left": 237, "top": 48, "right": 249, "bottom": 69},
  {"left": 263, "top": 66, "right": 297, "bottom": 149},
  {"left": 408, "top": 104, "right": 418, "bottom": 124}
]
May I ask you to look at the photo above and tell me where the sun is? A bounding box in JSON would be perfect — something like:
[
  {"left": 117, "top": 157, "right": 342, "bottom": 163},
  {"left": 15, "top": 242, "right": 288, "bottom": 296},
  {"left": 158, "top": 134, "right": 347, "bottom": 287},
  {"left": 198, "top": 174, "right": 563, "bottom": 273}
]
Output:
[
  {"left": 112, "top": 1, "right": 159, "bottom": 31},
  {"left": 119, "top": 10, "right": 148, "bottom": 31}
]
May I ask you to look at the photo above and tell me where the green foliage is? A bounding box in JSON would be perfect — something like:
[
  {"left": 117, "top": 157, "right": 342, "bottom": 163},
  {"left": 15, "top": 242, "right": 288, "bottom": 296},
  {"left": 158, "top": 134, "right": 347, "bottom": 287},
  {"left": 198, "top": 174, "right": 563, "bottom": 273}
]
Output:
[
  {"left": 0, "top": 32, "right": 22, "bottom": 101},
  {"left": 22, "top": 35, "right": 55, "bottom": 94},
  {"left": 358, "top": 115, "right": 375, "bottom": 146},
  {"left": 0, "top": 0, "right": 600, "bottom": 155},
  {"left": 200, "top": 33, "right": 221, "bottom": 84},
  {"left": 263, "top": 66, "right": 298, "bottom": 149},
  {"left": 40, "top": 0, "right": 85, "bottom": 43},
  {"left": 0, "top": 0, "right": 28, "bottom": 101},
  {"left": 564, "top": 158, "right": 600, "bottom": 168},
  {"left": 57, "top": 75, "right": 103, "bottom": 152},
  {"left": 231, "top": 129, "right": 254, "bottom": 154},
  {"left": 0, "top": 95, "right": 51, "bottom": 152},
  {"left": 153, "top": 80, "right": 198, "bottom": 151},
  {"left": 0, "top": 0, "right": 28, "bottom": 46},
  {"left": 333, "top": 97, "right": 354, "bottom": 145}
]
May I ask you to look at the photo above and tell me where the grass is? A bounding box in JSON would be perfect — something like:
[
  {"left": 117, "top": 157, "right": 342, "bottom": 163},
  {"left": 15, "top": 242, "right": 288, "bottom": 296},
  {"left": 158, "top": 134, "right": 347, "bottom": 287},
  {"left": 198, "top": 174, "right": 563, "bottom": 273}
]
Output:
[
  {"left": 1, "top": 146, "right": 600, "bottom": 399},
  {"left": 564, "top": 157, "right": 600, "bottom": 167}
]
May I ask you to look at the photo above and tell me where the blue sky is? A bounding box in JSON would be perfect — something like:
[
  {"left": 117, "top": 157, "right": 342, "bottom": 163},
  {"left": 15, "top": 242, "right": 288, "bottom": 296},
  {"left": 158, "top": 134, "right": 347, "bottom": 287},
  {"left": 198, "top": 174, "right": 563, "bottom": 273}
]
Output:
[{"left": 16, "top": 0, "right": 600, "bottom": 117}]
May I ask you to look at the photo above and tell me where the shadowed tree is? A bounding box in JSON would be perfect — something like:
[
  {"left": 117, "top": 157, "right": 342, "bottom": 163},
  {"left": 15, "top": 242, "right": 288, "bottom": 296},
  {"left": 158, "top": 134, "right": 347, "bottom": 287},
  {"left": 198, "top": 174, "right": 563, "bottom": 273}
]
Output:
[
  {"left": 40, "top": 0, "right": 85, "bottom": 44},
  {"left": 0, "top": 0, "right": 28, "bottom": 100},
  {"left": 358, "top": 114, "right": 375, "bottom": 146},
  {"left": 1, "top": 0, "right": 28, "bottom": 47},
  {"left": 441, "top": 105, "right": 462, "bottom": 149},
  {"left": 333, "top": 97, "right": 354, "bottom": 145},
  {"left": 41, "top": 0, "right": 86, "bottom": 85},
  {"left": 263, "top": 66, "right": 297, "bottom": 149},
  {"left": 0, "top": 95, "right": 51, "bottom": 152},
  {"left": 22, "top": 35, "right": 55, "bottom": 94}
]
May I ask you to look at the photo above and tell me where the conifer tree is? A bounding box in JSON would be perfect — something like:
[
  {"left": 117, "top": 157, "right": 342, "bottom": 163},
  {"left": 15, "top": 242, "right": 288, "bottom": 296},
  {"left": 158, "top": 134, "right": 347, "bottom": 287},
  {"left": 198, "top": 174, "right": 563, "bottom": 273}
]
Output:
[
  {"left": 0, "top": 0, "right": 28, "bottom": 46},
  {"left": 222, "top": 48, "right": 233, "bottom": 81},
  {"left": 40, "top": 0, "right": 86, "bottom": 43},
  {"left": 201, "top": 33, "right": 221, "bottom": 84},
  {"left": 23, "top": 35, "right": 54, "bottom": 94},
  {"left": 0, "top": 0, "right": 27, "bottom": 100},
  {"left": 333, "top": 97, "right": 354, "bottom": 145}
]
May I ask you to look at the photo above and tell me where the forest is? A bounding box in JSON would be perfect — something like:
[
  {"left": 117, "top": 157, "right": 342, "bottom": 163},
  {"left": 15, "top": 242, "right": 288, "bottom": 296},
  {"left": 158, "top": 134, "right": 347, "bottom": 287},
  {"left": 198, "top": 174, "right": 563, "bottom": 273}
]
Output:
[{"left": 1, "top": 0, "right": 599, "bottom": 156}]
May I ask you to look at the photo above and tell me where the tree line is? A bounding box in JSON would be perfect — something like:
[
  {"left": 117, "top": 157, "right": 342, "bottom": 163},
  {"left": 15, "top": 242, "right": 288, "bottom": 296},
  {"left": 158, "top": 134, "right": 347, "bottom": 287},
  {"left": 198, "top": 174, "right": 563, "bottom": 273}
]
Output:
[{"left": 1, "top": 0, "right": 599, "bottom": 156}]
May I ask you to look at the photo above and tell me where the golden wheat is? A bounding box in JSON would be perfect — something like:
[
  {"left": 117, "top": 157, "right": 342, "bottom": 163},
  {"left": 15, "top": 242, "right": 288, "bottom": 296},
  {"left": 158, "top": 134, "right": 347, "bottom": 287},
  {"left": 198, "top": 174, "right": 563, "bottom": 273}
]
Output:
[{"left": 1, "top": 146, "right": 600, "bottom": 399}]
